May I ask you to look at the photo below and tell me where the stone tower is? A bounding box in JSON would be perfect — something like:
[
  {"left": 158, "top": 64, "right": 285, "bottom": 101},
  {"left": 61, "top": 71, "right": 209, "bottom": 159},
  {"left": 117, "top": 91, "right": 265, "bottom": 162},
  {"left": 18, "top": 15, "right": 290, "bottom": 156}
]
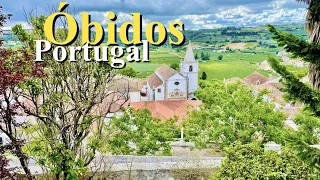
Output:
[{"left": 180, "top": 41, "right": 199, "bottom": 97}]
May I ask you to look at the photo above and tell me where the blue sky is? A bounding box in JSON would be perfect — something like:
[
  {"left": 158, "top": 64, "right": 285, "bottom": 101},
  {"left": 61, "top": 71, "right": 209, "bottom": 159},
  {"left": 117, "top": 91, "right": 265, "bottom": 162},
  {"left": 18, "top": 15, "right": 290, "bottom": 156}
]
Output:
[{"left": 2, "top": 0, "right": 307, "bottom": 30}]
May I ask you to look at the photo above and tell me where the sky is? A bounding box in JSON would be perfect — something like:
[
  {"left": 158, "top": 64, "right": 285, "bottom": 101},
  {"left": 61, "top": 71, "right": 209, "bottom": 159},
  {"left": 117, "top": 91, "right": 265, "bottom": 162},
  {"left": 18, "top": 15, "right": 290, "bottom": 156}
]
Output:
[{"left": 2, "top": 0, "right": 308, "bottom": 30}]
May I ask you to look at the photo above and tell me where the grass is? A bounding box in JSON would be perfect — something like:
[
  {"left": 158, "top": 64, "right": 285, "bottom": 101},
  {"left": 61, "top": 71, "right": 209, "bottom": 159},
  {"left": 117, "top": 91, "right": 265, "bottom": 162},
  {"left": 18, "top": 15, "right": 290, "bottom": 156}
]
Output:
[
  {"left": 127, "top": 48, "right": 275, "bottom": 80},
  {"left": 128, "top": 63, "right": 161, "bottom": 72},
  {"left": 199, "top": 61, "right": 271, "bottom": 80},
  {"left": 244, "top": 42, "right": 258, "bottom": 48}
]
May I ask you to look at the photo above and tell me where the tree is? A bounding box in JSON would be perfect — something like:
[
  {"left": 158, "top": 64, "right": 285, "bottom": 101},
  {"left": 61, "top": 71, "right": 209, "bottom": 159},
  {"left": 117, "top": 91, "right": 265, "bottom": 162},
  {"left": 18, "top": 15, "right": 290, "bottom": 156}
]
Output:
[
  {"left": 201, "top": 72, "right": 207, "bottom": 80},
  {"left": 170, "top": 63, "right": 179, "bottom": 70},
  {"left": 194, "top": 53, "right": 199, "bottom": 60},
  {"left": 0, "top": 6, "right": 11, "bottom": 46},
  {"left": 12, "top": 15, "right": 129, "bottom": 179},
  {"left": 183, "top": 80, "right": 287, "bottom": 148},
  {"left": 100, "top": 108, "right": 178, "bottom": 156},
  {"left": 267, "top": 0, "right": 320, "bottom": 171},
  {"left": 0, "top": 6, "right": 35, "bottom": 179},
  {"left": 200, "top": 52, "right": 205, "bottom": 60},
  {"left": 119, "top": 66, "right": 137, "bottom": 77},
  {"left": 0, "top": 155, "right": 16, "bottom": 179},
  {"left": 212, "top": 143, "right": 315, "bottom": 179},
  {"left": 218, "top": 55, "right": 223, "bottom": 61},
  {"left": 297, "top": 0, "right": 320, "bottom": 89}
]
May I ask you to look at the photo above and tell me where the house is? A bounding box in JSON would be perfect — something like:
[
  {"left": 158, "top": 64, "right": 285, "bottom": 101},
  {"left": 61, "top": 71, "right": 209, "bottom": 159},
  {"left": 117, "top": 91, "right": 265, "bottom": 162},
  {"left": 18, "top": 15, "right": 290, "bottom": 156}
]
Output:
[{"left": 244, "top": 72, "right": 269, "bottom": 85}]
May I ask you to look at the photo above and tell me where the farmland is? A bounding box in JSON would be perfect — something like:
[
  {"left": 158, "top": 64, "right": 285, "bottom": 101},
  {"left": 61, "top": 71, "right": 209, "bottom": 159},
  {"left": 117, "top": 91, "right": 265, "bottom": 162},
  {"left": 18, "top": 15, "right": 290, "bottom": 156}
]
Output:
[{"left": 127, "top": 49, "right": 273, "bottom": 80}]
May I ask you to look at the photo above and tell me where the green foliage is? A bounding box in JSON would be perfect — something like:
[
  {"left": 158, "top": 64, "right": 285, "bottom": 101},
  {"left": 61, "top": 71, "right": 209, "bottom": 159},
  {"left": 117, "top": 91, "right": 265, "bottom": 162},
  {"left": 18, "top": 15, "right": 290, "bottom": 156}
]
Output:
[
  {"left": 201, "top": 51, "right": 210, "bottom": 61},
  {"left": 268, "top": 17, "right": 320, "bottom": 172},
  {"left": 285, "top": 65, "right": 308, "bottom": 79},
  {"left": 201, "top": 72, "right": 207, "bottom": 80},
  {"left": 13, "top": 16, "right": 122, "bottom": 179},
  {"left": 212, "top": 143, "right": 316, "bottom": 179},
  {"left": 101, "top": 109, "right": 178, "bottom": 156},
  {"left": 119, "top": 66, "right": 137, "bottom": 77},
  {"left": 268, "top": 57, "right": 320, "bottom": 116},
  {"left": 23, "top": 124, "right": 87, "bottom": 180},
  {"left": 183, "top": 80, "right": 287, "bottom": 148},
  {"left": 268, "top": 25, "right": 320, "bottom": 65},
  {"left": 218, "top": 55, "right": 223, "bottom": 61},
  {"left": 194, "top": 53, "right": 199, "bottom": 60},
  {"left": 170, "top": 63, "right": 180, "bottom": 70}
]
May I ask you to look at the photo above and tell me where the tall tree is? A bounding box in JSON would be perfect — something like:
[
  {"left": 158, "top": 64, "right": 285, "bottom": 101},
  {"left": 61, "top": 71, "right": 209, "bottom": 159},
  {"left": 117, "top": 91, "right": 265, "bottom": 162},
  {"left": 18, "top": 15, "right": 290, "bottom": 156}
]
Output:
[
  {"left": 297, "top": 0, "right": 320, "bottom": 88},
  {"left": 267, "top": 0, "right": 320, "bottom": 172},
  {"left": 12, "top": 15, "right": 129, "bottom": 179},
  {"left": 0, "top": 6, "right": 36, "bottom": 179},
  {"left": 201, "top": 72, "right": 207, "bottom": 80},
  {"left": 194, "top": 53, "right": 199, "bottom": 60}
]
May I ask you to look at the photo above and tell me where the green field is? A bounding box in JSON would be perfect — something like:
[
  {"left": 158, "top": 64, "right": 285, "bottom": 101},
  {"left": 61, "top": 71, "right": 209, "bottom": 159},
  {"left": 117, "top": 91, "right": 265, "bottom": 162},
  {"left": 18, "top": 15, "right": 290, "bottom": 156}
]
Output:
[
  {"left": 128, "top": 48, "right": 274, "bottom": 80},
  {"left": 198, "top": 53, "right": 272, "bottom": 80}
]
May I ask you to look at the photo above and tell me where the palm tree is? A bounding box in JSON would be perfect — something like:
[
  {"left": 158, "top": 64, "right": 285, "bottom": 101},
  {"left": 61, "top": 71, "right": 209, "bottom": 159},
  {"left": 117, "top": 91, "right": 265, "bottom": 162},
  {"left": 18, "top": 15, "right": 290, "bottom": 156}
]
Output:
[{"left": 297, "top": 0, "right": 320, "bottom": 88}]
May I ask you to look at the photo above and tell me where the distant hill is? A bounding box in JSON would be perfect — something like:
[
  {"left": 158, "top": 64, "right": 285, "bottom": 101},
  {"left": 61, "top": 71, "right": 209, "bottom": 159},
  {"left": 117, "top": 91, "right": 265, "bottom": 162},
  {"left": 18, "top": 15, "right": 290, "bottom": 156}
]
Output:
[{"left": 0, "top": 24, "right": 307, "bottom": 48}]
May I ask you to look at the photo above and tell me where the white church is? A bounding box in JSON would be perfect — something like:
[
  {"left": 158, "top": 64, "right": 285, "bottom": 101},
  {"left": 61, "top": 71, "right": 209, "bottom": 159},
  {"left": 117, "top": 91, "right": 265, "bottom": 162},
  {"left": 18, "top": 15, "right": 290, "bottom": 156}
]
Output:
[{"left": 142, "top": 41, "right": 199, "bottom": 101}]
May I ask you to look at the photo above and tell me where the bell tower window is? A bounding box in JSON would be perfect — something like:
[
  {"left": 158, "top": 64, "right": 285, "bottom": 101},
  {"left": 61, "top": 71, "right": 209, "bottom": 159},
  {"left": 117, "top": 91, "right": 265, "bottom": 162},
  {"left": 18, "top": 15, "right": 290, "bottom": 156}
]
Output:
[{"left": 189, "top": 65, "right": 193, "bottom": 72}]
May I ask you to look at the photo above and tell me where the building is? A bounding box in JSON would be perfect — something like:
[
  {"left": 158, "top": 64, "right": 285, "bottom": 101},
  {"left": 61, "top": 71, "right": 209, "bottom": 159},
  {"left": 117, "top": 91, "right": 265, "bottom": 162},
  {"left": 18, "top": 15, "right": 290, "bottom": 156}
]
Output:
[
  {"left": 143, "top": 41, "right": 199, "bottom": 101},
  {"left": 244, "top": 72, "right": 269, "bottom": 85}
]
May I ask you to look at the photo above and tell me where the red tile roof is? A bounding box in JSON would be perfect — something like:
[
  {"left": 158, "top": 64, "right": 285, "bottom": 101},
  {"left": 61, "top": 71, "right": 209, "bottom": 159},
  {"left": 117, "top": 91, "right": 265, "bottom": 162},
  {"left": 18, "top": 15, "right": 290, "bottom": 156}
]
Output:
[
  {"left": 130, "top": 100, "right": 202, "bottom": 124},
  {"left": 155, "top": 65, "right": 177, "bottom": 79},
  {"left": 147, "top": 73, "right": 163, "bottom": 88},
  {"left": 244, "top": 72, "right": 269, "bottom": 85}
]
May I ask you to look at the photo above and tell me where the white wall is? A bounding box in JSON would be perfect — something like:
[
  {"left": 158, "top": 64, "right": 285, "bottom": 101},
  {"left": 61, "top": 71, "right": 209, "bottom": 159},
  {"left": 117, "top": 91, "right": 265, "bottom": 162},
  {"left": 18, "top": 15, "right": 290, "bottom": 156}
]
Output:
[
  {"left": 180, "top": 62, "right": 199, "bottom": 94},
  {"left": 167, "top": 74, "right": 187, "bottom": 100},
  {"left": 154, "top": 84, "right": 165, "bottom": 101},
  {"left": 129, "top": 92, "right": 141, "bottom": 103}
]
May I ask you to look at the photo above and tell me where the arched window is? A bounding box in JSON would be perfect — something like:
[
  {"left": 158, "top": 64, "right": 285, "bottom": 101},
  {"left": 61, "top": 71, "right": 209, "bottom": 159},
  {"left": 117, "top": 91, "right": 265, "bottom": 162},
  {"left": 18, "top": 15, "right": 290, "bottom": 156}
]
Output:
[{"left": 189, "top": 65, "right": 193, "bottom": 72}]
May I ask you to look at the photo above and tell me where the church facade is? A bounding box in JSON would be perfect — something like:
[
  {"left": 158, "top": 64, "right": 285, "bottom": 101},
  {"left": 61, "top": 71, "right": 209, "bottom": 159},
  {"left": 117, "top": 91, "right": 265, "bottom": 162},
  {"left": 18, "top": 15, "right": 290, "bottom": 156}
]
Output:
[{"left": 143, "top": 41, "right": 199, "bottom": 101}]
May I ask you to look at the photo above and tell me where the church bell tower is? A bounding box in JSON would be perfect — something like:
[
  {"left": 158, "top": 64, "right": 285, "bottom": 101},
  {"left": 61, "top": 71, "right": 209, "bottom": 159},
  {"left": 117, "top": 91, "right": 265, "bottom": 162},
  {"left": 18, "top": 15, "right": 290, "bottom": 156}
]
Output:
[{"left": 180, "top": 41, "right": 199, "bottom": 96}]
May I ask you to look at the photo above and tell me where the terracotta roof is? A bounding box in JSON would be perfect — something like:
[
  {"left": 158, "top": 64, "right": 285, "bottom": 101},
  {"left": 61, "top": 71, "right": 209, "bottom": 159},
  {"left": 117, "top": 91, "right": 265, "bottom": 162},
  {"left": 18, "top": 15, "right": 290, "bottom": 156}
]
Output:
[
  {"left": 130, "top": 100, "right": 202, "bottom": 124},
  {"left": 147, "top": 73, "right": 163, "bottom": 88},
  {"left": 155, "top": 65, "right": 177, "bottom": 80},
  {"left": 110, "top": 77, "right": 147, "bottom": 92},
  {"left": 244, "top": 72, "right": 269, "bottom": 85}
]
